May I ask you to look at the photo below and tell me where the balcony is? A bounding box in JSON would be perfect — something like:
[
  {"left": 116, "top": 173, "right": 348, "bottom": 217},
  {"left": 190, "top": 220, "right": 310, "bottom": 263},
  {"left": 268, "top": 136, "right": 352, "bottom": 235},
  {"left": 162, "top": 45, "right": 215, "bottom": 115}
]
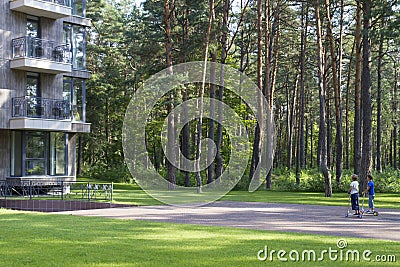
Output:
[
  {"left": 9, "top": 96, "right": 90, "bottom": 133},
  {"left": 10, "top": 0, "right": 72, "bottom": 19},
  {"left": 10, "top": 96, "right": 72, "bottom": 131},
  {"left": 12, "top": 96, "right": 71, "bottom": 120},
  {"left": 10, "top": 36, "right": 72, "bottom": 74}
]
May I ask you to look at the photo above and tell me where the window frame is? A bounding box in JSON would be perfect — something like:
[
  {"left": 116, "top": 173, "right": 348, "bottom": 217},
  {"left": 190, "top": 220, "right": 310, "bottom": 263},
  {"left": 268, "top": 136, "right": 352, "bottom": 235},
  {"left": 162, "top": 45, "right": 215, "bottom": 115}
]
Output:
[
  {"left": 63, "top": 77, "right": 86, "bottom": 122},
  {"left": 10, "top": 131, "right": 69, "bottom": 177},
  {"left": 63, "top": 23, "right": 87, "bottom": 70}
]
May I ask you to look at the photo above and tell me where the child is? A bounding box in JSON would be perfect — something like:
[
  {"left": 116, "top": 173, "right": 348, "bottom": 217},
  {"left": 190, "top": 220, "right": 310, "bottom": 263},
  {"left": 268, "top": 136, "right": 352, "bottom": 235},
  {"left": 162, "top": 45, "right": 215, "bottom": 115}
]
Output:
[
  {"left": 348, "top": 174, "right": 360, "bottom": 215},
  {"left": 363, "top": 174, "right": 375, "bottom": 213}
]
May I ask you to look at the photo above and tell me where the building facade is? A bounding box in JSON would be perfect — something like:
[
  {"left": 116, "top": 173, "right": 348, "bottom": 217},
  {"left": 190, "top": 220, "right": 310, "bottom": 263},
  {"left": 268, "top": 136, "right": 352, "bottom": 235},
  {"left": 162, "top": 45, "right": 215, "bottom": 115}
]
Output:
[{"left": 0, "top": 0, "right": 90, "bottom": 182}]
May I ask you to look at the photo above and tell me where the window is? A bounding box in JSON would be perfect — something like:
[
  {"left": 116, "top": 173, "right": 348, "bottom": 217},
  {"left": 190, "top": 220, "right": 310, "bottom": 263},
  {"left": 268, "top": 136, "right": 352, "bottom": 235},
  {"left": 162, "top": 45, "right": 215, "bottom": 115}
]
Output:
[
  {"left": 63, "top": 23, "right": 86, "bottom": 70},
  {"left": 63, "top": 77, "right": 86, "bottom": 121},
  {"left": 72, "top": 0, "right": 86, "bottom": 17},
  {"left": 26, "top": 72, "right": 41, "bottom": 117},
  {"left": 25, "top": 132, "right": 46, "bottom": 175},
  {"left": 26, "top": 16, "right": 41, "bottom": 58},
  {"left": 11, "top": 131, "right": 68, "bottom": 177},
  {"left": 26, "top": 16, "right": 40, "bottom": 38},
  {"left": 26, "top": 72, "right": 40, "bottom": 97},
  {"left": 11, "top": 132, "right": 22, "bottom": 177},
  {"left": 50, "top": 132, "right": 67, "bottom": 176}
]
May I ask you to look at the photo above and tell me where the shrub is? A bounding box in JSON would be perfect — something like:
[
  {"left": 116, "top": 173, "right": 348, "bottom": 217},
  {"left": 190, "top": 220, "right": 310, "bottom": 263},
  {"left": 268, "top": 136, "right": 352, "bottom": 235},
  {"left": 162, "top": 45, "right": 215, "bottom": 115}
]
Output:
[{"left": 85, "top": 163, "right": 132, "bottom": 183}]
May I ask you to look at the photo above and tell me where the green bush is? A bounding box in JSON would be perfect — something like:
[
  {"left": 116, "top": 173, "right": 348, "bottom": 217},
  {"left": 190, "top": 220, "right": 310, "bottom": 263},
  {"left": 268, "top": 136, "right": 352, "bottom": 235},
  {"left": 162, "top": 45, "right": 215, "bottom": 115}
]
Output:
[
  {"left": 266, "top": 167, "right": 400, "bottom": 193},
  {"left": 85, "top": 163, "right": 132, "bottom": 183},
  {"left": 373, "top": 169, "right": 400, "bottom": 193}
]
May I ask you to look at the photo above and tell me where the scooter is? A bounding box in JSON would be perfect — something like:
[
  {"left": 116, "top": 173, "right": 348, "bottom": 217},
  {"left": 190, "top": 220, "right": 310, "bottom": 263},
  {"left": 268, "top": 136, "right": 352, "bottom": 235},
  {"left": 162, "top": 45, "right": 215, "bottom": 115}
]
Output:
[
  {"left": 345, "top": 193, "right": 362, "bottom": 218},
  {"left": 360, "top": 193, "right": 379, "bottom": 216}
]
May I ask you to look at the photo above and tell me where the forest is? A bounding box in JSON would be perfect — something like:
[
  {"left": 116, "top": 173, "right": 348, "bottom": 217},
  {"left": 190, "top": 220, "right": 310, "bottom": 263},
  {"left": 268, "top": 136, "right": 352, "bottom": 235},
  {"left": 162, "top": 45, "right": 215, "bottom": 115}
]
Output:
[{"left": 81, "top": 0, "right": 400, "bottom": 196}]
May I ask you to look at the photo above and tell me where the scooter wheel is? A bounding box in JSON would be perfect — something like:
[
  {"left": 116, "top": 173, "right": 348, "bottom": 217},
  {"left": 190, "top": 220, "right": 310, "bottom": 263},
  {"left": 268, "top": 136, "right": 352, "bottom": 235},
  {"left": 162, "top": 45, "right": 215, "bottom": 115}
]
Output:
[
  {"left": 374, "top": 211, "right": 379, "bottom": 216},
  {"left": 345, "top": 213, "right": 348, "bottom": 218},
  {"left": 359, "top": 214, "right": 363, "bottom": 219}
]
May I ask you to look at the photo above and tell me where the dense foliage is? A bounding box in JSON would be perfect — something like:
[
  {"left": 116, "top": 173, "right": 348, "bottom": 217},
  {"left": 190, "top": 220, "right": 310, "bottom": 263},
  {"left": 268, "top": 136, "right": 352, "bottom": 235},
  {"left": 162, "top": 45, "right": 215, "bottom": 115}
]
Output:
[{"left": 81, "top": 0, "right": 400, "bottom": 194}]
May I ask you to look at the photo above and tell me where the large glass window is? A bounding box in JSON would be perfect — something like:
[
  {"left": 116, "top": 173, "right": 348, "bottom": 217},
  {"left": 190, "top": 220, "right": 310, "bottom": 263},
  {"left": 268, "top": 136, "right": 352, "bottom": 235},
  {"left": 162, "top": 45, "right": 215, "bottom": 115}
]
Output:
[
  {"left": 10, "top": 131, "right": 68, "bottom": 177},
  {"left": 63, "top": 23, "right": 86, "bottom": 70},
  {"left": 26, "top": 72, "right": 41, "bottom": 117},
  {"left": 73, "top": 79, "right": 83, "bottom": 121},
  {"left": 11, "top": 131, "right": 22, "bottom": 177},
  {"left": 72, "top": 0, "right": 86, "bottom": 17},
  {"left": 26, "top": 72, "right": 40, "bottom": 97},
  {"left": 25, "top": 132, "right": 46, "bottom": 175},
  {"left": 63, "top": 77, "right": 86, "bottom": 121},
  {"left": 50, "top": 132, "right": 67, "bottom": 175},
  {"left": 26, "top": 16, "right": 41, "bottom": 58}
]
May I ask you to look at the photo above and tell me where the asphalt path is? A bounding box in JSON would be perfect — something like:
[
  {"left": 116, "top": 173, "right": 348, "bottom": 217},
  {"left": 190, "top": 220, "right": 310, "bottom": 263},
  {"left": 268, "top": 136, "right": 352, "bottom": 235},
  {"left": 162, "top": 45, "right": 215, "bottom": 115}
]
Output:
[{"left": 57, "top": 201, "right": 400, "bottom": 241}]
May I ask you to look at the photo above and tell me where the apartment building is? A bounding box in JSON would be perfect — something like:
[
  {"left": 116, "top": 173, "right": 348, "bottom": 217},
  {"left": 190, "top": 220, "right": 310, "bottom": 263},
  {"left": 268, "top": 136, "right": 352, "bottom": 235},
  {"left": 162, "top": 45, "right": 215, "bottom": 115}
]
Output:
[{"left": 0, "top": 0, "right": 90, "bottom": 182}]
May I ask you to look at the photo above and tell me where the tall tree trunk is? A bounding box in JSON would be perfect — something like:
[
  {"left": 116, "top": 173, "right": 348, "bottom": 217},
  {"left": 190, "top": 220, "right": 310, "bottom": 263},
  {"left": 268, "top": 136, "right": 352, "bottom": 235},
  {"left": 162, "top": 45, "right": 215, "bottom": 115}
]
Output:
[
  {"left": 390, "top": 131, "right": 393, "bottom": 167},
  {"left": 360, "top": 0, "right": 373, "bottom": 192},
  {"left": 215, "top": 0, "right": 230, "bottom": 182},
  {"left": 181, "top": 1, "right": 191, "bottom": 187},
  {"left": 289, "top": 73, "right": 298, "bottom": 170},
  {"left": 249, "top": 0, "right": 263, "bottom": 184},
  {"left": 314, "top": 0, "right": 332, "bottom": 197},
  {"left": 265, "top": 0, "right": 281, "bottom": 189},
  {"left": 325, "top": 0, "right": 344, "bottom": 185},
  {"left": 393, "top": 60, "right": 398, "bottom": 169},
  {"left": 164, "top": 0, "right": 176, "bottom": 189},
  {"left": 182, "top": 87, "right": 190, "bottom": 187},
  {"left": 207, "top": 52, "right": 217, "bottom": 184},
  {"left": 394, "top": 128, "right": 398, "bottom": 169},
  {"left": 195, "top": 0, "right": 214, "bottom": 193},
  {"left": 354, "top": 0, "right": 363, "bottom": 175},
  {"left": 305, "top": 118, "right": 309, "bottom": 168},
  {"left": 345, "top": 42, "right": 355, "bottom": 170},
  {"left": 326, "top": 90, "right": 332, "bottom": 169},
  {"left": 297, "top": 1, "right": 308, "bottom": 182},
  {"left": 310, "top": 117, "right": 314, "bottom": 168},
  {"left": 286, "top": 72, "right": 294, "bottom": 169},
  {"left": 376, "top": 16, "right": 384, "bottom": 172}
]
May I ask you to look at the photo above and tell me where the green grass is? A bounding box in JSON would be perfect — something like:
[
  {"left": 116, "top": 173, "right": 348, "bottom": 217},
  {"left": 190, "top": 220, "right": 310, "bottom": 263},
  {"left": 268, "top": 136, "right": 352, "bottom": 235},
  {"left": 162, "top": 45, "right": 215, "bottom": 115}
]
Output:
[
  {"left": 0, "top": 209, "right": 398, "bottom": 267},
  {"left": 75, "top": 177, "right": 400, "bottom": 208},
  {"left": 107, "top": 182, "right": 400, "bottom": 209},
  {"left": 112, "top": 182, "right": 163, "bottom": 205},
  {"left": 221, "top": 191, "right": 400, "bottom": 209}
]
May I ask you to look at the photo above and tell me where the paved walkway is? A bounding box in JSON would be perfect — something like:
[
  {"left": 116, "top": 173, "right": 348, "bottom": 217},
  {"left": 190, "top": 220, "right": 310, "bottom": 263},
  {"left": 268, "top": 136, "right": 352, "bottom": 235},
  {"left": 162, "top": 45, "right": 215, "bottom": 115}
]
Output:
[{"left": 57, "top": 201, "right": 400, "bottom": 241}]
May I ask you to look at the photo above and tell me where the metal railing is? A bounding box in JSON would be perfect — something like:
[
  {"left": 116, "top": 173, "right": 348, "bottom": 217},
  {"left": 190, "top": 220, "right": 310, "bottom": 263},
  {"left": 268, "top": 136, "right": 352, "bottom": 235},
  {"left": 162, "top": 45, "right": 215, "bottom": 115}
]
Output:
[
  {"left": 0, "top": 180, "right": 113, "bottom": 202},
  {"left": 12, "top": 36, "right": 71, "bottom": 64},
  {"left": 47, "top": 0, "right": 72, "bottom": 7},
  {"left": 12, "top": 96, "right": 71, "bottom": 120},
  {"left": 11, "top": 0, "right": 72, "bottom": 7}
]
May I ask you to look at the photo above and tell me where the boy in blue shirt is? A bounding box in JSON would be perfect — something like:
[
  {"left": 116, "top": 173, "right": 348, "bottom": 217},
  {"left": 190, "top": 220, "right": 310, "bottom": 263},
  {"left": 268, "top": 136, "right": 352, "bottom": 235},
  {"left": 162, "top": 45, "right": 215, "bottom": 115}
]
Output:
[{"left": 363, "top": 174, "right": 375, "bottom": 213}]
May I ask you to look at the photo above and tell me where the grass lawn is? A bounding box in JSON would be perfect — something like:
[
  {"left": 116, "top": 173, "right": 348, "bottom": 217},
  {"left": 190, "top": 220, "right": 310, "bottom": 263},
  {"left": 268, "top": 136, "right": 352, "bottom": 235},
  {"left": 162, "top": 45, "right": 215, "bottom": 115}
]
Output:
[
  {"left": 106, "top": 182, "right": 400, "bottom": 209},
  {"left": 0, "top": 209, "right": 398, "bottom": 267},
  {"left": 221, "top": 191, "right": 400, "bottom": 209}
]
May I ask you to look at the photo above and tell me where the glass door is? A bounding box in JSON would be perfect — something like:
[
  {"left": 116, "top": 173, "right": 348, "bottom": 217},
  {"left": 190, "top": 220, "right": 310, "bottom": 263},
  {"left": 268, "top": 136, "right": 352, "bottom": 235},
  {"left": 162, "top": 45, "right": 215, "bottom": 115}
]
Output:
[
  {"left": 25, "top": 132, "right": 47, "bottom": 176},
  {"left": 50, "top": 132, "right": 67, "bottom": 176}
]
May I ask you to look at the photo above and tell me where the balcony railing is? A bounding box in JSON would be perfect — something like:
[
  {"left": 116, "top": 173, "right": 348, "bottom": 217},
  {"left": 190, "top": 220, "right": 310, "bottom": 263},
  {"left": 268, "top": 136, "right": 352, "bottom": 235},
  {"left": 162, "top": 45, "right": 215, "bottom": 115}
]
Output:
[
  {"left": 12, "top": 96, "right": 71, "bottom": 120},
  {"left": 12, "top": 36, "right": 71, "bottom": 64},
  {"left": 42, "top": 0, "right": 72, "bottom": 7},
  {"left": 10, "top": 0, "right": 72, "bottom": 6}
]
